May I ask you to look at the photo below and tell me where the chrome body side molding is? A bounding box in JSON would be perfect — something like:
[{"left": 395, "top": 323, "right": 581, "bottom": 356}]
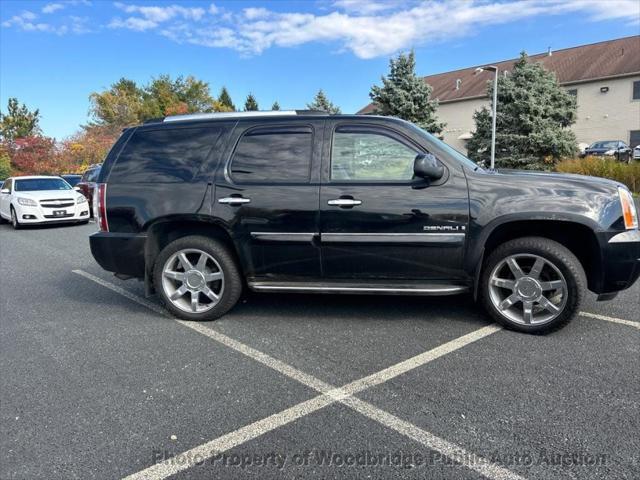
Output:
[
  {"left": 251, "top": 232, "right": 318, "bottom": 242},
  {"left": 321, "top": 232, "right": 465, "bottom": 244},
  {"left": 248, "top": 281, "right": 469, "bottom": 296}
]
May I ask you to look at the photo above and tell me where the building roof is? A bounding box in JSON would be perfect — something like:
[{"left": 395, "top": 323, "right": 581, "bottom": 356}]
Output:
[{"left": 358, "top": 35, "right": 640, "bottom": 113}]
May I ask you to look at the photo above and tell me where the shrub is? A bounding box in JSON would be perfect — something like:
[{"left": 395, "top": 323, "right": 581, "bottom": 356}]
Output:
[{"left": 555, "top": 157, "right": 640, "bottom": 194}]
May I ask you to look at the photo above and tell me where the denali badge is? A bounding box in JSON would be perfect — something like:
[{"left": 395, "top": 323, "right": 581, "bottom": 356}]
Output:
[{"left": 423, "top": 225, "right": 466, "bottom": 232}]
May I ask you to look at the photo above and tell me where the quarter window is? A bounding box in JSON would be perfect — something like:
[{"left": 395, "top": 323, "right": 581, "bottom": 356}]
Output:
[
  {"left": 331, "top": 129, "right": 418, "bottom": 181},
  {"left": 230, "top": 127, "right": 312, "bottom": 183},
  {"left": 110, "top": 127, "right": 222, "bottom": 183}
]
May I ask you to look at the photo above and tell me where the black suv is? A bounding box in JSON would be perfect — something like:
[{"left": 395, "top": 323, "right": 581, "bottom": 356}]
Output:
[{"left": 90, "top": 111, "right": 640, "bottom": 333}]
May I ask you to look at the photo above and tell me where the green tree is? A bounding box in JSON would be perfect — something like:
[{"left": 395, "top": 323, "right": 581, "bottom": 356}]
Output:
[
  {"left": 0, "top": 145, "right": 12, "bottom": 178},
  {"left": 0, "top": 98, "right": 41, "bottom": 142},
  {"left": 90, "top": 75, "right": 227, "bottom": 128},
  {"left": 89, "top": 78, "right": 143, "bottom": 128},
  {"left": 271, "top": 101, "right": 281, "bottom": 111},
  {"left": 369, "top": 51, "right": 444, "bottom": 134},
  {"left": 244, "top": 93, "right": 259, "bottom": 111},
  {"left": 307, "top": 89, "right": 340, "bottom": 114},
  {"left": 218, "top": 87, "right": 236, "bottom": 111},
  {"left": 467, "top": 52, "right": 577, "bottom": 170},
  {"left": 140, "top": 75, "right": 221, "bottom": 118}
]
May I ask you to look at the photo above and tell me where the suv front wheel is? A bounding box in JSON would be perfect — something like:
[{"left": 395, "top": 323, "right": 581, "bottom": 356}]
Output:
[
  {"left": 480, "top": 237, "right": 586, "bottom": 333},
  {"left": 153, "top": 235, "right": 242, "bottom": 321}
]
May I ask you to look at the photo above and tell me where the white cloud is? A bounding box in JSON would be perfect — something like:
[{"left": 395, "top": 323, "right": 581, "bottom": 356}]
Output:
[
  {"left": 113, "top": 2, "right": 205, "bottom": 22},
  {"left": 1, "top": 10, "right": 66, "bottom": 34},
  {"left": 331, "top": 0, "right": 397, "bottom": 14},
  {"left": 2, "top": 2, "right": 93, "bottom": 34},
  {"left": 3, "top": 0, "right": 639, "bottom": 55},
  {"left": 42, "top": 3, "right": 64, "bottom": 14}
]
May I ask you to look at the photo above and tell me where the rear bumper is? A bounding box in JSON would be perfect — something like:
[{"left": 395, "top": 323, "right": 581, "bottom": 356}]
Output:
[
  {"left": 90, "top": 231, "right": 147, "bottom": 278},
  {"left": 595, "top": 229, "right": 640, "bottom": 294}
]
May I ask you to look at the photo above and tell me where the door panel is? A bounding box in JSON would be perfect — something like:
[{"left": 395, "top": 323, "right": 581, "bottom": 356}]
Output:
[
  {"left": 213, "top": 121, "right": 323, "bottom": 279},
  {"left": 319, "top": 123, "right": 469, "bottom": 281}
]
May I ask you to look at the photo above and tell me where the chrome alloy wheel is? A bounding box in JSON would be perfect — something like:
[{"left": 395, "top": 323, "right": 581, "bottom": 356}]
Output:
[
  {"left": 488, "top": 254, "right": 568, "bottom": 326},
  {"left": 161, "top": 248, "right": 224, "bottom": 314}
]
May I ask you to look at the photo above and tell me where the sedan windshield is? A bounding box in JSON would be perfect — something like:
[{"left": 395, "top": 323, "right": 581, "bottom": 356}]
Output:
[
  {"left": 590, "top": 141, "right": 618, "bottom": 149},
  {"left": 14, "top": 178, "right": 72, "bottom": 191}
]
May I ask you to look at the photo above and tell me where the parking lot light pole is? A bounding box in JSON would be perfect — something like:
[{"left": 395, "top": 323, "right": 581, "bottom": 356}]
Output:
[{"left": 475, "top": 66, "right": 499, "bottom": 171}]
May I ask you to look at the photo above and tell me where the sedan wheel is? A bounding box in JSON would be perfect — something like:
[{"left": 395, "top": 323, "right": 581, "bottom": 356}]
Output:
[{"left": 10, "top": 207, "right": 20, "bottom": 230}]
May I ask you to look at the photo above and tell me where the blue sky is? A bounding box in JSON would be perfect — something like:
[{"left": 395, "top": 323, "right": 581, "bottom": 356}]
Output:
[{"left": 1, "top": 0, "right": 639, "bottom": 140}]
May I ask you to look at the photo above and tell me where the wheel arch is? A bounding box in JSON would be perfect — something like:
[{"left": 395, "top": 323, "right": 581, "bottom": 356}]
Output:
[
  {"left": 144, "top": 216, "right": 245, "bottom": 294},
  {"left": 471, "top": 218, "right": 602, "bottom": 298}
]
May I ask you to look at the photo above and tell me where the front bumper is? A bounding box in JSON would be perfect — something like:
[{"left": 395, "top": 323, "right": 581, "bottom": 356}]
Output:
[
  {"left": 595, "top": 229, "right": 640, "bottom": 294},
  {"left": 14, "top": 202, "right": 89, "bottom": 224},
  {"left": 90, "top": 231, "right": 147, "bottom": 278}
]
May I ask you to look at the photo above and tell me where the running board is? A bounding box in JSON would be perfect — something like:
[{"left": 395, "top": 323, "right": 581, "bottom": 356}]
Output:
[{"left": 248, "top": 281, "right": 469, "bottom": 296}]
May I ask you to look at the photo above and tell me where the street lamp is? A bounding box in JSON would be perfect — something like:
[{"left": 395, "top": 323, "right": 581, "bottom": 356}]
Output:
[{"left": 475, "top": 65, "right": 498, "bottom": 171}]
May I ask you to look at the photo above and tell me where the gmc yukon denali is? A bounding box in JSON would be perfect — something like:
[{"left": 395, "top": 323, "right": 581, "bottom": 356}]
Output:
[{"left": 89, "top": 111, "right": 640, "bottom": 333}]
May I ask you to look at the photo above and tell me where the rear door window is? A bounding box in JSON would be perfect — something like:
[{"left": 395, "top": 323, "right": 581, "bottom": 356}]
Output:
[
  {"left": 229, "top": 126, "right": 312, "bottom": 184},
  {"left": 109, "top": 127, "right": 222, "bottom": 183}
]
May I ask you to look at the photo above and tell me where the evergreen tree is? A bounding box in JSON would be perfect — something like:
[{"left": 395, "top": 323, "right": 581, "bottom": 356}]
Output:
[
  {"left": 467, "top": 52, "right": 577, "bottom": 170},
  {"left": 0, "top": 98, "right": 41, "bottom": 142},
  {"left": 307, "top": 89, "right": 341, "bottom": 114},
  {"left": 271, "top": 101, "right": 281, "bottom": 111},
  {"left": 218, "top": 87, "right": 236, "bottom": 111},
  {"left": 369, "top": 51, "right": 444, "bottom": 134},
  {"left": 244, "top": 93, "right": 259, "bottom": 111},
  {"left": 0, "top": 146, "right": 11, "bottom": 178}
]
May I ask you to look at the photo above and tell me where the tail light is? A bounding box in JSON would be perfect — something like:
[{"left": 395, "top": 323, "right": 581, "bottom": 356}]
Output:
[{"left": 96, "top": 183, "right": 109, "bottom": 232}]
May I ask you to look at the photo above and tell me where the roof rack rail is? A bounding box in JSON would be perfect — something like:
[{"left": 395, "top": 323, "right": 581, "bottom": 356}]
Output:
[{"left": 163, "top": 110, "right": 300, "bottom": 123}]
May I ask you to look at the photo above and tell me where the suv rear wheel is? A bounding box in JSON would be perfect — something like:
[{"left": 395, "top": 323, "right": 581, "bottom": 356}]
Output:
[
  {"left": 153, "top": 235, "right": 242, "bottom": 321},
  {"left": 480, "top": 237, "right": 585, "bottom": 333}
]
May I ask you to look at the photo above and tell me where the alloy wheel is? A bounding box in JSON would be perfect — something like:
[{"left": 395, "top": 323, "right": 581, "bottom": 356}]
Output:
[
  {"left": 161, "top": 248, "right": 225, "bottom": 314},
  {"left": 488, "top": 254, "right": 568, "bottom": 325}
]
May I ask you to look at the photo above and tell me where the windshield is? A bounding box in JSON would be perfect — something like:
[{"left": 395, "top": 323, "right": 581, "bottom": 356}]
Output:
[
  {"left": 590, "top": 141, "right": 618, "bottom": 149},
  {"left": 62, "top": 175, "right": 81, "bottom": 186},
  {"left": 14, "top": 178, "right": 72, "bottom": 192},
  {"left": 405, "top": 121, "right": 483, "bottom": 171}
]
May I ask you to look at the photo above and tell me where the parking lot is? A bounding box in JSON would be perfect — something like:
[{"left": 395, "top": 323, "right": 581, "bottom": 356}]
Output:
[{"left": 1, "top": 221, "right": 638, "bottom": 480}]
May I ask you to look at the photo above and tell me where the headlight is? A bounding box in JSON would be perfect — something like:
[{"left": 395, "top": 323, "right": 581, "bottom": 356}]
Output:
[
  {"left": 76, "top": 195, "right": 87, "bottom": 204},
  {"left": 618, "top": 187, "right": 638, "bottom": 230},
  {"left": 604, "top": 150, "right": 615, "bottom": 155},
  {"left": 17, "top": 197, "right": 37, "bottom": 206}
]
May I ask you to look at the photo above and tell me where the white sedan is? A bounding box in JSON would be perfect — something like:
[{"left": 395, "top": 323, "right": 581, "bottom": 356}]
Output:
[{"left": 0, "top": 176, "right": 90, "bottom": 229}]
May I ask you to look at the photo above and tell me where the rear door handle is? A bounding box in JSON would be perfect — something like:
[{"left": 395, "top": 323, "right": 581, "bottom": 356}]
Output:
[
  {"left": 327, "top": 198, "right": 362, "bottom": 207},
  {"left": 219, "top": 197, "right": 251, "bottom": 205}
]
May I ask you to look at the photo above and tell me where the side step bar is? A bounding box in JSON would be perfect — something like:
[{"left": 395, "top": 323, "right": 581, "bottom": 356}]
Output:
[{"left": 248, "top": 281, "right": 469, "bottom": 296}]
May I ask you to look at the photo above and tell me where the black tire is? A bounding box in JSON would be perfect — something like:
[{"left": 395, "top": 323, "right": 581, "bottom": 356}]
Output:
[
  {"left": 480, "top": 237, "right": 586, "bottom": 334},
  {"left": 10, "top": 206, "right": 21, "bottom": 230},
  {"left": 153, "top": 235, "right": 242, "bottom": 321}
]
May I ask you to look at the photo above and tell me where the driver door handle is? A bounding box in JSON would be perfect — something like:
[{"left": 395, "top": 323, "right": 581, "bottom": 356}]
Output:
[
  {"left": 219, "top": 196, "right": 251, "bottom": 205},
  {"left": 327, "top": 198, "right": 362, "bottom": 207}
]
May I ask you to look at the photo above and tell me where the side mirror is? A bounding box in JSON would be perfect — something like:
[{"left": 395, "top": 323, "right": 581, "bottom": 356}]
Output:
[
  {"left": 0, "top": 188, "right": 9, "bottom": 194},
  {"left": 73, "top": 186, "right": 81, "bottom": 192},
  {"left": 413, "top": 153, "right": 444, "bottom": 181}
]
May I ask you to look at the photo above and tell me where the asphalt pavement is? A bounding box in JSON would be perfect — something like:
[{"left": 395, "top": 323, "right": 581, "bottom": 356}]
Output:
[{"left": 0, "top": 221, "right": 638, "bottom": 479}]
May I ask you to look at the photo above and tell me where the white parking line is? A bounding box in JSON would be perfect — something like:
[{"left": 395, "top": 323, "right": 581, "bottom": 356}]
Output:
[
  {"left": 73, "top": 270, "right": 520, "bottom": 480},
  {"left": 579, "top": 311, "right": 640, "bottom": 329}
]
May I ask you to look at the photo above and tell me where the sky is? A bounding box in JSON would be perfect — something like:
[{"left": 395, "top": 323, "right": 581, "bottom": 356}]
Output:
[{"left": 1, "top": 0, "right": 639, "bottom": 140}]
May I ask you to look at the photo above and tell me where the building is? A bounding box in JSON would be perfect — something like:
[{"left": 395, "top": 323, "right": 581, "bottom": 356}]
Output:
[{"left": 358, "top": 36, "right": 640, "bottom": 154}]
